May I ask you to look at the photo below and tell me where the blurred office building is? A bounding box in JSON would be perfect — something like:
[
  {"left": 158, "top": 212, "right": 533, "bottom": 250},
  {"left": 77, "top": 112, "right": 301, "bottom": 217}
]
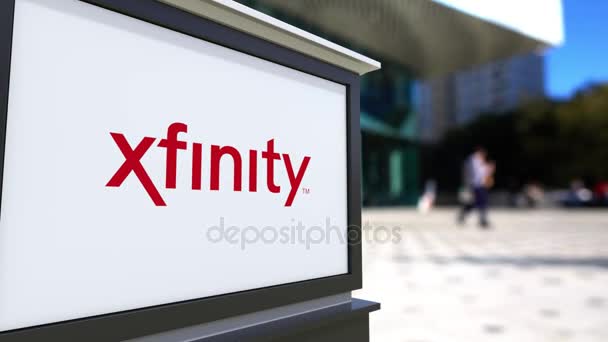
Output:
[
  {"left": 233, "top": 0, "right": 563, "bottom": 206},
  {"left": 418, "top": 52, "right": 546, "bottom": 142}
]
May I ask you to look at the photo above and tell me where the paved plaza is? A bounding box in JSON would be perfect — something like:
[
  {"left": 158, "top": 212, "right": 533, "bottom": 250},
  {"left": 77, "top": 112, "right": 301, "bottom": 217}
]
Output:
[{"left": 354, "top": 208, "right": 608, "bottom": 342}]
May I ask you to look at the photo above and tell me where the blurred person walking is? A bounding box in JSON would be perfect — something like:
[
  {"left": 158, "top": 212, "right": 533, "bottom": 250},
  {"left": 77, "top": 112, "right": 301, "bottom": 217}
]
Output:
[
  {"left": 417, "top": 179, "right": 437, "bottom": 213},
  {"left": 458, "top": 147, "right": 495, "bottom": 228}
]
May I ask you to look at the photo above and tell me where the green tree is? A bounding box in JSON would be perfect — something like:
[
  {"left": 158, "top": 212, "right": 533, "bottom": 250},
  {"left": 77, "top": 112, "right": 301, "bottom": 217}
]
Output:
[{"left": 422, "top": 83, "right": 608, "bottom": 190}]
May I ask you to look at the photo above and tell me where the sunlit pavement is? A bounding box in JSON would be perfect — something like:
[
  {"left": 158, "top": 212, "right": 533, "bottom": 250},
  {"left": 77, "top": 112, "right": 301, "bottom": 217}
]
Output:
[{"left": 354, "top": 208, "right": 608, "bottom": 342}]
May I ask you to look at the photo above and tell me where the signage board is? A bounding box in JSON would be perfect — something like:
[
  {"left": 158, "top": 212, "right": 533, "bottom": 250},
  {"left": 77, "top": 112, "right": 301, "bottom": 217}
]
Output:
[{"left": 0, "top": 0, "right": 362, "bottom": 339}]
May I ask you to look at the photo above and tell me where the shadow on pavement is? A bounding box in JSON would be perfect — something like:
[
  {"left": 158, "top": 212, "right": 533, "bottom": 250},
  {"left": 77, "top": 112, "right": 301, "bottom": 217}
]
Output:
[{"left": 393, "top": 255, "right": 608, "bottom": 268}]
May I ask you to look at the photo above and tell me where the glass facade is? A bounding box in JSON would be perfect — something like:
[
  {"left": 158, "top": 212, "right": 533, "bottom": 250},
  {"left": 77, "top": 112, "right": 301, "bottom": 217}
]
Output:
[{"left": 360, "top": 64, "right": 419, "bottom": 206}]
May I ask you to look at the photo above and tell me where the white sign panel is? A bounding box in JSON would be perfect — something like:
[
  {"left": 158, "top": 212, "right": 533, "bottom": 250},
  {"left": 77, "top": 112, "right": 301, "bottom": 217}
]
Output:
[{"left": 0, "top": 0, "right": 347, "bottom": 331}]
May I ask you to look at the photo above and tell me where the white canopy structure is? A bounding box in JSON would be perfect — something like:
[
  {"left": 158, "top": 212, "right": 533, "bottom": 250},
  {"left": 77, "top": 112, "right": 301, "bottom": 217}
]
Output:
[{"left": 251, "top": 0, "right": 563, "bottom": 76}]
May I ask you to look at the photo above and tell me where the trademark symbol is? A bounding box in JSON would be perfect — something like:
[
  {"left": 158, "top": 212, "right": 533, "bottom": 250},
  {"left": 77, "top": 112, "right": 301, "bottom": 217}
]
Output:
[{"left": 302, "top": 187, "right": 310, "bottom": 194}]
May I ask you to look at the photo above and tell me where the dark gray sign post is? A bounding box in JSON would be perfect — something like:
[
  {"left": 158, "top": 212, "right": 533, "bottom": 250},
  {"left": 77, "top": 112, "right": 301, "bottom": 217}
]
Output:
[{"left": 0, "top": 0, "right": 380, "bottom": 341}]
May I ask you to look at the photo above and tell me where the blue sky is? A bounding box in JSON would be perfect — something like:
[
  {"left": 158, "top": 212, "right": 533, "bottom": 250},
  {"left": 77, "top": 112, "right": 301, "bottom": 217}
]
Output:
[{"left": 546, "top": 0, "right": 608, "bottom": 99}]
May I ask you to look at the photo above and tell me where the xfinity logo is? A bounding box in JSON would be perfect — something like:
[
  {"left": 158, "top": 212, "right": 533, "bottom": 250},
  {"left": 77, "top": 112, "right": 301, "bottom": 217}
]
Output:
[{"left": 106, "top": 122, "right": 311, "bottom": 207}]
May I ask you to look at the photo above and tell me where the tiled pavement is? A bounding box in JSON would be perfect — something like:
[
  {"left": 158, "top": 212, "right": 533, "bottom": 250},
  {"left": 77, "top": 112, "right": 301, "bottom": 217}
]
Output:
[{"left": 354, "top": 208, "right": 608, "bottom": 342}]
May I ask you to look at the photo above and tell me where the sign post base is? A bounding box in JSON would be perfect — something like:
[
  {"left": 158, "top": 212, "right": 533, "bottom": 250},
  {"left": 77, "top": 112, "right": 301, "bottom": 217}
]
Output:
[{"left": 132, "top": 298, "right": 380, "bottom": 342}]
